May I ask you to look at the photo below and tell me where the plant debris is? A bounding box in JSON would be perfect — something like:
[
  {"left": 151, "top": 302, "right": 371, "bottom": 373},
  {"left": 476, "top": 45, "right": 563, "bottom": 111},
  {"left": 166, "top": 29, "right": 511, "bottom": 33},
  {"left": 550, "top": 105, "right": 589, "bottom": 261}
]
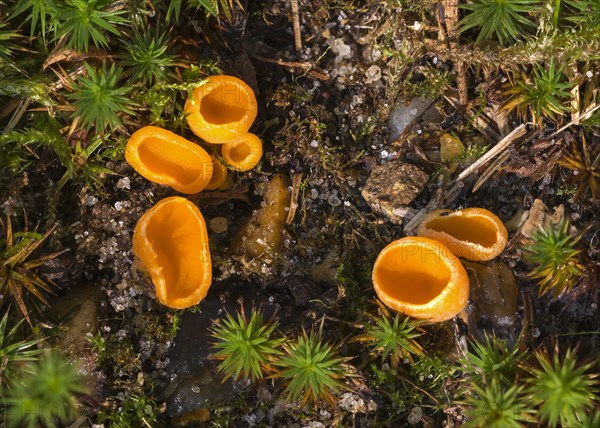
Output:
[{"left": 1, "top": 0, "right": 599, "bottom": 426}]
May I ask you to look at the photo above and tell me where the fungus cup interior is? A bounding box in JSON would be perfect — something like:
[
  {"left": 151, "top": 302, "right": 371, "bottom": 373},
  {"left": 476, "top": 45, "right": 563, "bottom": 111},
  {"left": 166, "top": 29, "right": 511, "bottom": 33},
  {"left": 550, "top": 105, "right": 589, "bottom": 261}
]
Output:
[
  {"left": 200, "top": 82, "right": 250, "bottom": 125},
  {"left": 373, "top": 237, "right": 469, "bottom": 322},
  {"left": 222, "top": 133, "right": 263, "bottom": 172},
  {"left": 227, "top": 141, "right": 252, "bottom": 163},
  {"left": 126, "top": 126, "right": 213, "bottom": 194},
  {"left": 137, "top": 136, "right": 205, "bottom": 186},
  {"left": 374, "top": 243, "right": 451, "bottom": 305},
  {"left": 185, "top": 76, "right": 258, "bottom": 145},
  {"left": 134, "top": 197, "right": 211, "bottom": 308},
  {"left": 424, "top": 215, "right": 498, "bottom": 248}
]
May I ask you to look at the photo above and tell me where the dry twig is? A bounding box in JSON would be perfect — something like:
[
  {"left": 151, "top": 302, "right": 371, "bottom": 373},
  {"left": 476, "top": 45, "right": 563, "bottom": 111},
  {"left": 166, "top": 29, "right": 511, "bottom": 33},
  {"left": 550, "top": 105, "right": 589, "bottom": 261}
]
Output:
[
  {"left": 472, "top": 150, "right": 511, "bottom": 192},
  {"left": 253, "top": 54, "right": 329, "bottom": 80},
  {"left": 403, "top": 182, "right": 463, "bottom": 236},
  {"left": 290, "top": 0, "right": 302, "bottom": 52},
  {"left": 188, "top": 186, "right": 249, "bottom": 203},
  {"left": 457, "top": 123, "right": 528, "bottom": 182},
  {"left": 550, "top": 103, "right": 600, "bottom": 137},
  {"left": 286, "top": 172, "right": 303, "bottom": 225},
  {"left": 441, "top": 0, "right": 468, "bottom": 106}
]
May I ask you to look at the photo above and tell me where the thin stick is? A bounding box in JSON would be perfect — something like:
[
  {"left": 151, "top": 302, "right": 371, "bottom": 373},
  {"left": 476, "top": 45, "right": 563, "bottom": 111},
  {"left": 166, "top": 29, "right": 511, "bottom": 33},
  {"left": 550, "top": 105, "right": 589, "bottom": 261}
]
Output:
[
  {"left": 456, "top": 61, "right": 469, "bottom": 107},
  {"left": 456, "top": 123, "right": 528, "bottom": 182},
  {"left": 50, "top": 64, "right": 86, "bottom": 91},
  {"left": 290, "top": 0, "right": 302, "bottom": 52},
  {"left": 550, "top": 103, "right": 600, "bottom": 137},
  {"left": 286, "top": 172, "right": 303, "bottom": 225},
  {"left": 403, "top": 188, "right": 445, "bottom": 235},
  {"left": 66, "top": 416, "right": 88, "bottom": 428},
  {"left": 442, "top": 0, "right": 468, "bottom": 106},
  {"left": 472, "top": 150, "right": 511, "bottom": 192},
  {"left": 397, "top": 374, "right": 440, "bottom": 405},
  {"left": 253, "top": 54, "right": 329, "bottom": 80},
  {"left": 2, "top": 98, "right": 30, "bottom": 134},
  {"left": 323, "top": 315, "right": 363, "bottom": 329},
  {"left": 188, "top": 190, "right": 248, "bottom": 202}
]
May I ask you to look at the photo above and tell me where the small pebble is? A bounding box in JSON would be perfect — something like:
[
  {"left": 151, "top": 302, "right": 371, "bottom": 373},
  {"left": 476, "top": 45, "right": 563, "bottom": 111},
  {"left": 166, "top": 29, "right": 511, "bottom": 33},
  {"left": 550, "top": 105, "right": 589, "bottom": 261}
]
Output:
[
  {"left": 244, "top": 414, "right": 257, "bottom": 426},
  {"left": 304, "top": 423, "right": 325, "bottom": 428},
  {"left": 209, "top": 217, "right": 228, "bottom": 234},
  {"left": 331, "top": 38, "right": 351, "bottom": 59},
  {"left": 86, "top": 195, "right": 98, "bottom": 206},
  {"left": 116, "top": 177, "right": 131, "bottom": 190},
  {"left": 408, "top": 406, "right": 423, "bottom": 424},
  {"left": 327, "top": 194, "right": 342, "bottom": 207},
  {"left": 365, "top": 65, "right": 382, "bottom": 83}
]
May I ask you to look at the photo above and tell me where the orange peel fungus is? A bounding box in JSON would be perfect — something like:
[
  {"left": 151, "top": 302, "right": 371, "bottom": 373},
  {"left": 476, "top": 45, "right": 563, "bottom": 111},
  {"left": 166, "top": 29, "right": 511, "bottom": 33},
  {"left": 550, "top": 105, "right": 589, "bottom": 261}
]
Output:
[
  {"left": 125, "top": 126, "right": 213, "bottom": 194},
  {"left": 184, "top": 75, "right": 258, "bottom": 145},
  {"left": 221, "top": 133, "right": 263, "bottom": 172},
  {"left": 417, "top": 208, "right": 508, "bottom": 261},
  {"left": 372, "top": 236, "right": 469, "bottom": 322},
  {"left": 205, "top": 154, "right": 230, "bottom": 190},
  {"left": 133, "top": 196, "right": 212, "bottom": 309}
]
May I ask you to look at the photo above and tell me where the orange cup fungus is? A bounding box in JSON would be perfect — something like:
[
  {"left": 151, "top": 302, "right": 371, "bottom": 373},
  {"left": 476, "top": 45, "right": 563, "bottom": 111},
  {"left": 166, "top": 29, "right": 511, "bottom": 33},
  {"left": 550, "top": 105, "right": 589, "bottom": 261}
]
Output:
[
  {"left": 372, "top": 236, "right": 469, "bottom": 322},
  {"left": 221, "top": 133, "right": 263, "bottom": 172},
  {"left": 125, "top": 126, "right": 213, "bottom": 194},
  {"left": 133, "top": 196, "right": 212, "bottom": 309},
  {"left": 205, "top": 154, "right": 229, "bottom": 190},
  {"left": 417, "top": 208, "right": 508, "bottom": 261},
  {"left": 184, "top": 75, "right": 258, "bottom": 145}
]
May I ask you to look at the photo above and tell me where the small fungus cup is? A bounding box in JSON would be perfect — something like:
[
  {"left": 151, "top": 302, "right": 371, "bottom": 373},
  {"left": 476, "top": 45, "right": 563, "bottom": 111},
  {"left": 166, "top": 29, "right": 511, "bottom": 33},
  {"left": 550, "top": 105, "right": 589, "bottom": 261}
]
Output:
[
  {"left": 417, "top": 208, "right": 508, "bottom": 261},
  {"left": 125, "top": 126, "right": 213, "bottom": 194},
  {"left": 372, "top": 236, "right": 469, "bottom": 322},
  {"left": 133, "top": 197, "right": 212, "bottom": 309},
  {"left": 205, "top": 154, "right": 229, "bottom": 190},
  {"left": 184, "top": 75, "right": 258, "bottom": 145},
  {"left": 221, "top": 133, "right": 263, "bottom": 172}
]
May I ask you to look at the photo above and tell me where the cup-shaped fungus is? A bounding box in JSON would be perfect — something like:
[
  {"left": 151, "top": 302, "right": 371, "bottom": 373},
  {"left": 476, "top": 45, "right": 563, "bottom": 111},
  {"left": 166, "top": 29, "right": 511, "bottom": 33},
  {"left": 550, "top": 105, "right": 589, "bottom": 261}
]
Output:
[
  {"left": 221, "top": 133, "right": 263, "bottom": 172},
  {"left": 417, "top": 208, "right": 508, "bottom": 261},
  {"left": 125, "top": 126, "right": 213, "bottom": 194},
  {"left": 184, "top": 75, "right": 258, "bottom": 145},
  {"left": 372, "top": 236, "right": 469, "bottom": 322},
  {"left": 205, "top": 154, "right": 229, "bottom": 190},
  {"left": 133, "top": 197, "right": 212, "bottom": 309}
]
